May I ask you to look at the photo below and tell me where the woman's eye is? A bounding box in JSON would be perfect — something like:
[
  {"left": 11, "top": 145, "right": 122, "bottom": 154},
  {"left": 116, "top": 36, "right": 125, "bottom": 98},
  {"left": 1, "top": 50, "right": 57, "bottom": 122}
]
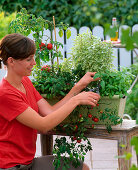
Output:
[{"left": 27, "top": 58, "right": 32, "bottom": 61}]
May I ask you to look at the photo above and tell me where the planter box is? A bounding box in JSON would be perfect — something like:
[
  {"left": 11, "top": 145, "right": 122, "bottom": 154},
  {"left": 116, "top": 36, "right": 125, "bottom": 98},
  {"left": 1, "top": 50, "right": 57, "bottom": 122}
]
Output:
[{"left": 42, "top": 94, "right": 126, "bottom": 125}]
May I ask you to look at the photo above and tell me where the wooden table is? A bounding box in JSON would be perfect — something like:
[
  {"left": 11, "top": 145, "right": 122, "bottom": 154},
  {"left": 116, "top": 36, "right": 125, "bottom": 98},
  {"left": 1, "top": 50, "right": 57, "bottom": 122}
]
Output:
[{"left": 40, "top": 119, "right": 138, "bottom": 170}]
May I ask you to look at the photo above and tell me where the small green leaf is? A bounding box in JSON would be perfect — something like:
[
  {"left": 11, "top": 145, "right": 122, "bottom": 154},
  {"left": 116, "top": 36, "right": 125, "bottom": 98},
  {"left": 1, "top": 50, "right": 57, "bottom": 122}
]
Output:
[
  {"left": 66, "top": 29, "right": 71, "bottom": 39},
  {"left": 93, "top": 73, "right": 100, "bottom": 79},
  {"left": 100, "top": 81, "right": 105, "bottom": 90},
  {"left": 119, "top": 144, "right": 126, "bottom": 148},
  {"left": 125, "top": 152, "right": 132, "bottom": 160},
  {"left": 59, "top": 29, "right": 63, "bottom": 37}
]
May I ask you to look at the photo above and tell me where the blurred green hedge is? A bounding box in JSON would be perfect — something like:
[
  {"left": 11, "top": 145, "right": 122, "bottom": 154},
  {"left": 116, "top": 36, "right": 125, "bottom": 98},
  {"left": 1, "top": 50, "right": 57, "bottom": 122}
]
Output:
[{"left": 0, "top": 0, "right": 138, "bottom": 29}]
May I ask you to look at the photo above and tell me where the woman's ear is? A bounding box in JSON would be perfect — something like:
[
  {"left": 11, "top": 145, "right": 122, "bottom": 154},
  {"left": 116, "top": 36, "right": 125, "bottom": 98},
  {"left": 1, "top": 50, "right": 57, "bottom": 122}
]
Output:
[{"left": 7, "top": 57, "right": 15, "bottom": 66}]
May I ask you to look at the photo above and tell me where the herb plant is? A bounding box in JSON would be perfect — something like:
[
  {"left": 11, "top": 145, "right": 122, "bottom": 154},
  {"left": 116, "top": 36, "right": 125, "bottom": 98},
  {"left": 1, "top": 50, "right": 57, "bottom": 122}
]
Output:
[
  {"left": 93, "top": 69, "right": 133, "bottom": 98},
  {"left": 69, "top": 31, "right": 114, "bottom": 73}
]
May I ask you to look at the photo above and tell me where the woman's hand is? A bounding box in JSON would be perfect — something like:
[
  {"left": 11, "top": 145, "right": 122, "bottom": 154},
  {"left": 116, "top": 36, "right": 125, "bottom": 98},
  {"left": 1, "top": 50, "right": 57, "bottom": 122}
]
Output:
[
  {"left": 73, "top": 91, "right": 100, "bottom": 107},
  {"left": 76, "top": 72, "right": 100, "bottom": 90}
]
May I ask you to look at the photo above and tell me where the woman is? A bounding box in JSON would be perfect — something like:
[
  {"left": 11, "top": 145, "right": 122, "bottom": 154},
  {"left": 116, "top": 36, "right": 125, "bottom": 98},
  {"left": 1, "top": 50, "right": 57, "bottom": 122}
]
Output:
[{"left": 0, "top": 33, "right": 100, "bottom": 170}]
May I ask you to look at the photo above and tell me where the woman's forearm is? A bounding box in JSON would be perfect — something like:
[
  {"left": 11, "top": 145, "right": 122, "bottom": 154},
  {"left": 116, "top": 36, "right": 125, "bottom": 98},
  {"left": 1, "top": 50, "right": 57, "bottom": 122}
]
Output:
[
  {"left": 52, "top": 82, "right": 84, "bottom": 110},
  {"left": 42, "top": 97, "right": 79, "bottom": 133}
]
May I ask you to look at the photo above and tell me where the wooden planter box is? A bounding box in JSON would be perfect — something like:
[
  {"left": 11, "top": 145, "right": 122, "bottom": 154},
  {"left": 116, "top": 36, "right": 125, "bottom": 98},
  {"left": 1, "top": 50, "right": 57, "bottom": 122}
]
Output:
[{"left": 42, "top": 94, "right": 126, "bottom": 125}]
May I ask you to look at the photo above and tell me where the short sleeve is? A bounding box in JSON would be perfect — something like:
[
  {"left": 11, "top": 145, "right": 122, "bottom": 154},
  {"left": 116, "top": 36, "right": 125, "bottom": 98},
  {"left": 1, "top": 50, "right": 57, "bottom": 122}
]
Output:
[
  {"left": 32, "top": 86, "right": 43, "bottom": 102},
  {"left": 0, "top": 92, "right": 29, "bottom": 122}
]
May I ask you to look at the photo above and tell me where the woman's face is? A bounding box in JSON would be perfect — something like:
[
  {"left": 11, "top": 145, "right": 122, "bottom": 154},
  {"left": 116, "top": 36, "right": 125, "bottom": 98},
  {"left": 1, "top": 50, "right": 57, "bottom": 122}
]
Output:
[{"left": 11, "top": 54, "right": 36, "bottom": 76}]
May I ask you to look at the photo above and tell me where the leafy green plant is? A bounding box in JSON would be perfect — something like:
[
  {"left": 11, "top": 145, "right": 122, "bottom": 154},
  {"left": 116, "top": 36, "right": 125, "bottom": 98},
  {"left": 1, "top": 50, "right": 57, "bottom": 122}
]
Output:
[
  {"left": 61, "top": 31, "right": 114, "bottom": 73},
  {"left": 10, "top": 8, "right": 71, "bottom": 66},
  {"left": 32, "top": 65, "right": 75, "bottom": 99},
  {"left": 93, "top": 69, "right": 133, "bottom": 98}
]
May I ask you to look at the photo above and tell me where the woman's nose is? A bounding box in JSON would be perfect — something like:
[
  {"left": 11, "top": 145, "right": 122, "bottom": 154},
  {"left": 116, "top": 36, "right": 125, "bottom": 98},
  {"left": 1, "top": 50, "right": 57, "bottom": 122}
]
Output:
[{"left": 32, "top": 57, "right": 36, "bottom": 65}]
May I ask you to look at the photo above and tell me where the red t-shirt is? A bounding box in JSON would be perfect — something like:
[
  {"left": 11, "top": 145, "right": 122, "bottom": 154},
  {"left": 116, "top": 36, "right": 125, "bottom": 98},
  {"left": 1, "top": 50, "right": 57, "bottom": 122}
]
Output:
[{"left": 0, "top": 76, "right": 42, "bottom": 168}]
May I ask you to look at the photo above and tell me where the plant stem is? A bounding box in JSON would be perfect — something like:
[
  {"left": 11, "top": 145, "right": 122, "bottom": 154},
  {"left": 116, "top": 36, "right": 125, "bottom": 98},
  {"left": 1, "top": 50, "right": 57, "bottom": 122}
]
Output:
[{"left": 53, "top": 16, "right": 59, "bottom": 70}]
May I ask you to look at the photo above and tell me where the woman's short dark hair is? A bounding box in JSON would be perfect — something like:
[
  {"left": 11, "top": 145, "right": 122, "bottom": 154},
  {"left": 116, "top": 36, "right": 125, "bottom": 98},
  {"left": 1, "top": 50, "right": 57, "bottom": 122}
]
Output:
[{"left": 0, "top": 33, "right": 36, "bottom": 68}]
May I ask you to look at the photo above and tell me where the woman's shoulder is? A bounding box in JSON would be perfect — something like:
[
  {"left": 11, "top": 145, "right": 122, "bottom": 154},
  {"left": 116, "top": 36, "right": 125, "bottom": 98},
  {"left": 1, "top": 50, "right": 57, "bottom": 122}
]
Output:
[{"left": 0, "top": 78, "right": 21, "bottom": 98}]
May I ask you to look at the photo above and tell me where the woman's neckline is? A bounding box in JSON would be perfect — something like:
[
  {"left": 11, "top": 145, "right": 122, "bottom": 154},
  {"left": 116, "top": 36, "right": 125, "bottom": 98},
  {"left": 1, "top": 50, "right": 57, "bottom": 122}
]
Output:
[{"left": 4, "top": 77, "right": 27, "bottom": 96}]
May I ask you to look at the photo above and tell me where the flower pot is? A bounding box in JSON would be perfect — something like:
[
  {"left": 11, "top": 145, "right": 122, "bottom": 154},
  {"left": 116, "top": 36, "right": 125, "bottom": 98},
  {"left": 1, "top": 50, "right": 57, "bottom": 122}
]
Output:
[{"left": 42, "top": 94, "right": 125, "bottom": 125}]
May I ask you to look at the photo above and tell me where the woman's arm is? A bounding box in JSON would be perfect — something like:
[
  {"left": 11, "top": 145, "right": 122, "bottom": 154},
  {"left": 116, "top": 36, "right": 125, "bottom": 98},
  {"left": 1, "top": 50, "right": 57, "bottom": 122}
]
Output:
[
  {"left": 38, "top": 72, "right": 100, "bottom": 116},
  {"left": 16, "top": 91, "right": 100, "bottom": 133}
]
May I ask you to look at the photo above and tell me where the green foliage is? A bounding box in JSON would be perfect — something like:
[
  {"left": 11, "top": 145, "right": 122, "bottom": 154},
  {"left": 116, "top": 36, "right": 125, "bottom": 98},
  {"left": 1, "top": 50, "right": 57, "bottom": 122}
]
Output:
[
  {"left": 52, "top": 105, "right": 122, "bottom": 168},
  {"left": 130, "top": 164, "right": 138, "bottom": 170},
  {"left": 68, "top": 31, "right": 114, "bottom": 73},
  {"left": 96, "top": 0, "right": 138, "bottom": 27},
  {"left": 32, "top": 65, "right": 75, "bottom": 98},
  {"left": 121, "top": 28, "right": 138, "bottom": 51},
  {"left": 0, "top": 12, "right": 16, "bottom": 40},
  {"left": 131, "top": 136, "right": 138, "bottom": 155},
  {"left": 1, "top": 0, "right": 137, "bottom": 28},
  {"left": 125, "top": 61, "right": 138, "bottom": 120},
  {"left": 9, "top": 8, "right": 71, "bottom": 66},
  {"left": 125, "top": 83, "right": 138, "bottom": 120},
  {"left": 93, "top": 69, "right": 133, "bottom": 98},
  {"left": 53, "top": 125, "right": 92, "bottom": 169}
]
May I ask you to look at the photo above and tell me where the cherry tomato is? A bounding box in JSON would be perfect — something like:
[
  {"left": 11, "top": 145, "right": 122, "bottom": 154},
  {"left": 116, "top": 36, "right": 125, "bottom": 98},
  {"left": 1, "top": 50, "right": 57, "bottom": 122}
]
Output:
[
  {"left": 79, "top": 114, "right": 82, "bottom": 118},
  {"left": 91, "top": 124, "right": 94, "bottom": 128},
  {"left": 100, "top": 110, "right": 103, "bottom": 113},
  {"left": 73, "top": 136, "right": 77, "bottom": 141},
  {"left": 41, "top": 65, "right": 51, "bottom": 72},
  {"left": 93, "top": 117, "right": 99, "bottom": 122},
  {"left": 91, "top": 106, "right": 93, "bottom": 110},
  {"left": 77, "top": 139, "right": 81, "bottom": 143},
  {"left": 88, "top": 114, "right": 92, "bottom": 118},
  {"left": 96, "top": 104, "right": 99, "bottom": 106},
  {"left": 47, "top": 43, "right": 53, "bottom": 50},
  {"left": 74, "top": 125, "right": 78, "bottom": 131},
  {"left": 39, "top": 42, "right": 46, "bottom": 50}
]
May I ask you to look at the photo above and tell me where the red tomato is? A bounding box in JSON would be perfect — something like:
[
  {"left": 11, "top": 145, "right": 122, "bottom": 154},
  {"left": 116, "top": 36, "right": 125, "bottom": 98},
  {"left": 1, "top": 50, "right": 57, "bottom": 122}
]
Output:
[
  {"left": 74, "top": 125, "right": 78, "bottom": 131},
  {"left": 41, "top": 65, "right": 51, "bottom": 72},
  {"left": 73, "top": 136, "right": 77, "bottom": 141},
  {"left": 39, "top": 42, "right": 46, "bottom": 50},
  {"left": 79, "top": 114, "right": 82, "bottom": 118},
  {"left": 47, "top": 43, "right": 53, "bottom": 50},
  {"left": 96, "top": 104, "right": 99, "bottom": 106},
  {"left": 91, "top": 124, "right": 94, "bottom": 128},
  {"left": 93, "top": 117, "right": 99, "bottom": 122},
  {"left": 91, "top": 106, "right": 93, "bottom": 110},
  {"left": 77, "top": 139, "right": 81, "bottom": 143},
  {"left": 88, "top": 114, "right": 92, "bottom": 118},
  {"left": 100, "top": 110, "right": 103, "bottom": 113}
]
